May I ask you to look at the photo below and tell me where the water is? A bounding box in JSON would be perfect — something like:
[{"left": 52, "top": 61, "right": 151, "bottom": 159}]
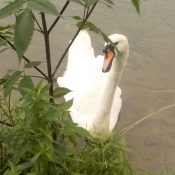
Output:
[{"left": 1, "top": 0, "right": 175, "bottom": 173}]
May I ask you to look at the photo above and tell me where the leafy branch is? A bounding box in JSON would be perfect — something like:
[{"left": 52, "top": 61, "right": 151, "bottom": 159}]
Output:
[
  {"left": 0, "top": 120, "right": 13, "bottom": 127},
  {"left": 0, "top": 104, "right": 14, "bottom": 126}
]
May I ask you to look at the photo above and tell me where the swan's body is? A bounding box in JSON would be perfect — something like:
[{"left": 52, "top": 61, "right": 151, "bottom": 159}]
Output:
[{"left": 57, "top": 30, "right": 129, "bottom": 137}]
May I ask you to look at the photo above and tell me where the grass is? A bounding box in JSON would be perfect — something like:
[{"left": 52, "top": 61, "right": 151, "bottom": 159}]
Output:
[{"left": 65, "top": 134, "right": 135, "bottom": 175}]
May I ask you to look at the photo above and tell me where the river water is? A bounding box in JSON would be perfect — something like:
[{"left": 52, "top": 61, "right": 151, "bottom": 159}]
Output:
[{"left": 1, "top": 0, "right": 175, "bottom": 174}]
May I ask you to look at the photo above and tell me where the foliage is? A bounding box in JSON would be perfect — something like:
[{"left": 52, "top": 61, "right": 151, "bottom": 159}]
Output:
[
  {"left": 0, "top": 76, "right": 91, "bottom": 174},
  {"left": 0, "top": 0, "right": 141, "bottom": 174},
  {"left": 69, "top": 137, "right": 134, "bottom": 175}
]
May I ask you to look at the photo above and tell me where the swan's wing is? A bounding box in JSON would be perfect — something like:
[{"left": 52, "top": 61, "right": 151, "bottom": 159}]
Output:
[{"left": 57, "top": 30, "right": 96, "bottom": 102}]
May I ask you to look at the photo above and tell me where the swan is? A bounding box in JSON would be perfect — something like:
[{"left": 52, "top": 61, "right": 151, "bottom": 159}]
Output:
[{"left": 57, "top": 30, "right": 129, "bottom": 137}]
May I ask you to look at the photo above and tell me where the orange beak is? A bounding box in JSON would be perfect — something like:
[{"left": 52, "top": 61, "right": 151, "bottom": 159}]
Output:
[{"left": 102, "top": 49, "right": 115, "bottom": 73}]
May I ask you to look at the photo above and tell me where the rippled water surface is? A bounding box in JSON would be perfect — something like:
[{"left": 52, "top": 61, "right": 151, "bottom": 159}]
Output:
[{"left": 1, "top": 0, "right": 175, "bottom": 173}]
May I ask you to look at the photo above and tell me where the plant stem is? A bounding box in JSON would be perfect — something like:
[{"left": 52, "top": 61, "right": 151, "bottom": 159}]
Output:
[
  {"left": 0, "top": 34, "right": 48, "bottom": 80},
  {"left": 8, "top": 94, "right": 13, "bottom": 125},
  {"left": 52, "top": 2, "right": 98, "bottom": 77},
  {"left": 48, "top": 1, "right": 70, "bottom": 35},
  {"left": 0, "top": 141, "right": 2, "bottom": 170},
  {"left": 0, "top": 104, "right": 14, "bottom": 126},
  {"left": 34, "top": 16, "right": 43, "bottom": 34},
  {"left": 0, "top": 121, "right": 13, "bottom": 127},
  {"left": 41, "top": 13, "right": 53, "bottom": 101},
  {"left": 41, "top": 13, "right": 57, "bottom": 141}
]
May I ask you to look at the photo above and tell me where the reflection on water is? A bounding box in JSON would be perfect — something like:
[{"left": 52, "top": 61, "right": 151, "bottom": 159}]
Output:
[{"left": 1, "top": 0, "right": 175, "bottom": 173}]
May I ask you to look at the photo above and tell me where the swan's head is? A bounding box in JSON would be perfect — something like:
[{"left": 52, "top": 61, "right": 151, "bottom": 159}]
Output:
[{"left": 102, "top": 34, "right": 129, "bottom": 73}]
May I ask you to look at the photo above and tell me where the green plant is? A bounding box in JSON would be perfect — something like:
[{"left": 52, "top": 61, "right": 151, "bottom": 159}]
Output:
[
  {"left": 70, "top": 136, "right": 134, "bottom": 175},
  {"left": 0, "top": 77, "right": 91, "bottom": 174},
  {"left": 0, "top": 0, "right": 141, "bottom": 174}
]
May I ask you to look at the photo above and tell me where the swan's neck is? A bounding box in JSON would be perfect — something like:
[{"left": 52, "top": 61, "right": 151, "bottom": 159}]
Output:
[{"left": 89, "top": 56, "right": 124, "bottom": 136}]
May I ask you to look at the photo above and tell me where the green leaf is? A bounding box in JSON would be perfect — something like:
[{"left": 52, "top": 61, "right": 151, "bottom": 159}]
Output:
[
  {"left": 4, "top": 31, "right": 13, "bottom": 36},
  {"left": 8, "top": 161, "right": 18, "bottom": 173},
  {"left": 5, "top": 35, "right": 14, "bottom": 41},
  {"left": 99, "top": 1, "right": 113, "bottom": 9},
  {"left": 4, "top": 71, "right": 22, "bottom": 88},
  {"left": 28, "top": 0, "right": 61, "bottom": 16},
  {"left": 76, "top": 21, "right": 100, "bottom": 34},
  {"left": 0, "top": 24, "right": 14, "bottom": 31},
  {"left": 0, "top": 48, "right": 9, "bottom": 53},
  {"left": 0, "top": 38, "right": 7, "bottom": 46},
  {"left": 46, "top": 152, "right": 55, "bottom": 163},
  {"left": 3, "top": 86, "right": 12, "bottom": 98},
  {"left": 53, "top": 87, "right": 71, "bottom": 98},
  {"left": 16, "top": 143, "right": 33, "bottom": 160},
  {"left": 25, "top": 61, "right": 41, "bottom": 68},
  {"left": 16, "top": 162, "right": 35, "bottom": 171},
  {"left": 14, "top": 8, "right": 34, "bottom": 63},
  {"left": 69, "top": 0, "right": 84, "bottom": 6},
  {"left": 83, "top": 0, "right": 97, "bottom": 7},
  {"left": 38, "top": 128, "right": 53, "bottom": 141},
  {"left": 74, "top": 127, "right": 91, "bottom": 137},
  {"left": 68, "top": 134, "right": 76, "bottom": 146},
  {"left": 62, "top": 127, "right": 72, "bottom": 136},
  {"left": 0, "top": 78, "right": 6, "bottom": 85},
  {"left": 0, "top": 0, "right": 26, "bottom": 20},
  {"left": 131, "top": 0, "right": 140, "bottom": 14},
  {"left": 72, "top": 16, "right": 82, "bottom": 20},
  {"left": 103, "top": 0, "right": 114, "bottom": 5},
  {"left": 31, "top": 152, "right": 41, "bottom": 162},
  {"left": 18, "top": 75, "right": 34, "bottom": 96},
  {"left": 42, "top": 109, "right": 62, "bottom": 122},
  {"left": 60, "top": 99, "right": 73, "bottom": 110},
  {"left": 100, "top": 31, "right": 122, "bottom": 56}
]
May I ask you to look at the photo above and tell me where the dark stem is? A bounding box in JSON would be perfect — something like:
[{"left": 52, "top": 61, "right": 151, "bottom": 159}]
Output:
[
  {"left": 0, "top": 120, "right": 13, "bottom": 127},
  {"left": 0, "top": 141, "right": 2, "bottom": 170},
  {"left": 0, "top": 34, "right": 48, "bottom": 80},
  {"left": 52, "top": 2, "right": 98, "bottom": 77},
  {"left": 0, "top": 104, "right": 14, "bottom": 126},
  {"left": 41, "top": 13, "right": 53, "bottom": 100},
  {"left": 8, "top": 94, "right": 14, "bottom": 125},
  {"left": 38, "top": 159, "right": 41, "bottom": 174},
  {"left": 34, "top": 28, "right": 43, "bottom": 34},
  {"left": 83, "top": 4, "right": 86, "bottom": 21},
  {"left": 48, "top": 1, "right": 70, "bottom": 35},
  {"left": 41, "top": 13, "right": 57, "bottom": 141},
  {"left": 34, "top": 16, "right": 44, "bottom": 34}
]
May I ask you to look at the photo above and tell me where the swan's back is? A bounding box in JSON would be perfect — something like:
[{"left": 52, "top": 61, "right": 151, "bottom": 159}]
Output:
[{"left": 57, "top": 30, "right": 122, "bottom": 131}]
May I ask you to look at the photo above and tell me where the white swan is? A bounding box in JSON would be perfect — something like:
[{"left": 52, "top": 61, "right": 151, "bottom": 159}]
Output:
[{"left": 57, "top": 30, "right": 129, "bottom": 137}]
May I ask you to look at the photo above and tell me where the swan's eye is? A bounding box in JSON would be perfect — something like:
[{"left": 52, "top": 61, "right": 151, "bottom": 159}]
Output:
[{"left": 114, "top": 42, "right": 118, "bottom": 45}]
